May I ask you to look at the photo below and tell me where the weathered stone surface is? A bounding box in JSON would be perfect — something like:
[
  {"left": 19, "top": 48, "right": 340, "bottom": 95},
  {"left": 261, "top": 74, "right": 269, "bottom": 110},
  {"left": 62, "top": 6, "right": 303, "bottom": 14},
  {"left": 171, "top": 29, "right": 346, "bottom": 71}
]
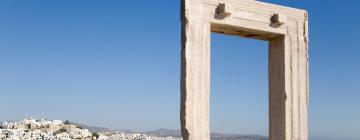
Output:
[
  {"left": 180, "top": 0, "right": 309, "bottom": 140},
  {"left": 180, "top": 18, "right": 211, "bottom": 140}
]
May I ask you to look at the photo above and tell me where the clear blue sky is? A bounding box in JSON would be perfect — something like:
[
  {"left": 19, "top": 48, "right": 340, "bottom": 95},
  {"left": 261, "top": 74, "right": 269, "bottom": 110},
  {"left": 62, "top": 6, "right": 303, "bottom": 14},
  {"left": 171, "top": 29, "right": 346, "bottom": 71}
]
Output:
[{"left": 0, "top": 0, "right": 359, "bottom": 139}]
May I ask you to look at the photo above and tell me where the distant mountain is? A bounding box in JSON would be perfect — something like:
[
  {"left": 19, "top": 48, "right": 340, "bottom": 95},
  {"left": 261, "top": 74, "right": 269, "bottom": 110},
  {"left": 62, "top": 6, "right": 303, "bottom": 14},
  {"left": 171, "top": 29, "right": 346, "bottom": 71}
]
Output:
[
  {"left": 211, "top": 133, "right": 267, "bottom": 140},
  {"left": 309, "top": 136, "right": 359, "bottom": 140},
  {"left": 71, "top": 123, "right": 360, "bottom": 140},
  {"left": 70, "top": 122, "right": 113, "bottom": 132},
  {"left": 145, "top": 128, "right": 182, "bottom": 138},
  {"left": 145, "top": 129, "right": 267, "bottom": 140}
]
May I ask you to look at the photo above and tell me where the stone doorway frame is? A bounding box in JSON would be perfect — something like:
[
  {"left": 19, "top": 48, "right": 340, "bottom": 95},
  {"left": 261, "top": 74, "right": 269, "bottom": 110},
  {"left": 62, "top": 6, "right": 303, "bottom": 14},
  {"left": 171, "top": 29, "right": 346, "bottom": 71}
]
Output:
[{"left": 180, "top": 0, "right": 309, "bottom": 140}]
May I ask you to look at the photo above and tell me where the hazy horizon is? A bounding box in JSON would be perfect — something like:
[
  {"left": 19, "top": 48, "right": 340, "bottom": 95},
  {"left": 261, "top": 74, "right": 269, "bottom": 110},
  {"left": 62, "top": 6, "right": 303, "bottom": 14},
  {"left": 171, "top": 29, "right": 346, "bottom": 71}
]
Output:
[{"left": 0, "top": 0, "right": 359, "bottom": 139}]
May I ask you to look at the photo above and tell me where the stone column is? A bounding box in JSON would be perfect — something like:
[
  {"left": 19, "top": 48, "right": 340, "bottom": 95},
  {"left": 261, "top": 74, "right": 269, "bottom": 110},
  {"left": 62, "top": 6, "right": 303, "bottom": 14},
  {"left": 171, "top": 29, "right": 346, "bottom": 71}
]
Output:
[
  {"left": 269, "top": 34, "right": 308, "bottom": 140},
  {"left": 180, "top": 17, "right": 211, "bottom": 140}
]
